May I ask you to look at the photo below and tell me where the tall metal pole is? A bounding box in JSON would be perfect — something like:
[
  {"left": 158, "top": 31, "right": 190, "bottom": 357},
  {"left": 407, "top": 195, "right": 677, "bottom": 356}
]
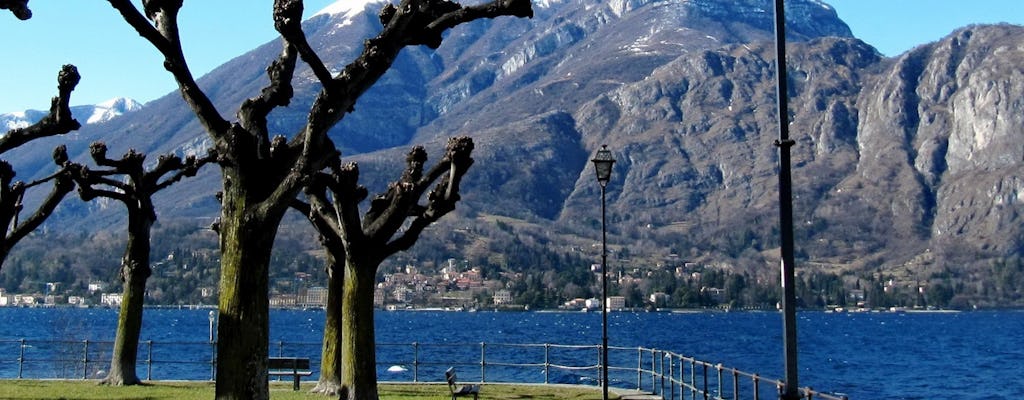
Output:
[
  {"left": 592, "top": 145, "right": 614, "bottom": 400},
  {"left": 772, "top": 1, "right": 800, "bottom": 399},
  {"left": 600, "top": 184, "right": 609, "bottom": 400}
]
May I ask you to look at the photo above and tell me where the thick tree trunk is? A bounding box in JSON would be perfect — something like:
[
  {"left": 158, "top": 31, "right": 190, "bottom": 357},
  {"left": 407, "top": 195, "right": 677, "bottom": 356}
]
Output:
[
  {"left": 214, "top": 178, "right": 283, "bottom": 400},
  {"left": 340, "top": 257, "right": 380, "bottom": 400},
  {"left": 101, "top": 212, "right": 153, "bottom": 386},
  {"left": 311, "top": 252, "right": 343, "bottom": 395}
]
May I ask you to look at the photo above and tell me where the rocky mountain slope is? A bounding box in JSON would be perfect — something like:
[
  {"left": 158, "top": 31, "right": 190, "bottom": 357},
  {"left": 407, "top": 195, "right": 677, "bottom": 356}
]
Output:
[{"left": 8, "top": 0, "right": 1024, "bottom": 292}]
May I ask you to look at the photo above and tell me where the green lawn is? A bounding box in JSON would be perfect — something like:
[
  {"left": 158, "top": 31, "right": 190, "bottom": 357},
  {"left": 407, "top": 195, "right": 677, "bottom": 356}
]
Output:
[{"left": 0, "top": 380, "right": 617, "bottom": 399}]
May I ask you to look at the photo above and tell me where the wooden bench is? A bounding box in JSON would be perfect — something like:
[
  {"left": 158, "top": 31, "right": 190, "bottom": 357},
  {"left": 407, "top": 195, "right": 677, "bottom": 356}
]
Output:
[
  {"left": 445, "top": 367, "right": 480, "bottom": 400},
  {"left": 268, "top": 357, "right": 312, "bottom": 391}
]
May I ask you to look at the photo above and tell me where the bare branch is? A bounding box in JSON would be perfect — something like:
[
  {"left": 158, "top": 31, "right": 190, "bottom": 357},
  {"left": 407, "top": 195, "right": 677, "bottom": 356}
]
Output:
[
  {"left": 89, "top": 142, "right": 146, "bottom": 175},
  {"left": 423, "top": 0, "right": 533, "bottom": 47},
  {"left": 0, "top": 65, "right": 81, "bottom": 154},
  {"left": 0, "top": 0, "right": 31, "bottom": 20},
  {"left": 273, "top": 0, "right": 333, "bottom": 88},
  {"left": 151, "top": 149, "right": 217, "bottom": 193},
  {"left": 238, "top": 44, "right": 298, "bottom": 137},
  {"left": 1, "top": 146, "right": 76, "bottom": 254},
  {"left": 303, "top": 0, "right": 534, "bottom": 153},
  {"left": 107, "top": 0, "right": 230, "bottom": 135},
  {"left": 383, "top": 136, "right": 474, "bottom": 255}
]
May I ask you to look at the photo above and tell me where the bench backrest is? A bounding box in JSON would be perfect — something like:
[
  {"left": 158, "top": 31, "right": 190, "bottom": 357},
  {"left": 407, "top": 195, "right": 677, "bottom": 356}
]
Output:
[
  {"left": 445, "top": 367, "right": 458, "bottom": 389},
  {"left": 268, "top": 357, "right": 311, "bottom": 371}
]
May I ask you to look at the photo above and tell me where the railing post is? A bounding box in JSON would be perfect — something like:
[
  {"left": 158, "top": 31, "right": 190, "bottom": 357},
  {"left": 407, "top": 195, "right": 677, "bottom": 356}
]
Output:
[
  {"left": 636, "top": 347, "right": 642, "bottom": 390},
  {"left": 544, "top": 344, "right": 551, "bottom": 384},
  {"left": 651, "top": 349, "right": 659, "bottom": 392},
  {"left": 669, "top": 353, "right": 675, "bottom": 400},
  {"left": 146, "top": 340, "right": 153, "bottom": 381},
  {"left": 412, "top": 342, "right": 419, "bottom": 383},
  {"left": 480, "top": 342, "right": 486, "bottom": 383},
  {"left": 753, "top": 374, "right": 760, "bottom": 400},
  {"left": 18, "top": 339, "right": 26, "bottom": 379},
  {"left": 278, "top": 340, "right": 284, "bottom": 357},
  {"left": 663, "top": 351, "right": 671, "bottom": 396},
  {"left": 716, "top": 364, "right": 724, "bottom": 400},
  {"left": 81, "top": 340, "right": 89, "bottom": 379},
  {"left": 210, "top": 340, "right": 216, "bottom": 381},
  {"left": 690, "top": 359, "right": 697, "bottom": 400},
  {"left": 702, "top": 363, "right": 709, "bottom": 400},
  {"left": 732, "top": 368, "right": 739, "bottom": 400},
  {"left": 596, "top": 344, "right": 602, "bottom": 387}
]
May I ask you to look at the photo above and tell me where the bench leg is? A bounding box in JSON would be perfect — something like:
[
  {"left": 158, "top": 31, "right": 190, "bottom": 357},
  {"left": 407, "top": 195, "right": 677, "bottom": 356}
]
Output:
[{"left": 293, "top": 374, "right": 300, "bottom": 391}]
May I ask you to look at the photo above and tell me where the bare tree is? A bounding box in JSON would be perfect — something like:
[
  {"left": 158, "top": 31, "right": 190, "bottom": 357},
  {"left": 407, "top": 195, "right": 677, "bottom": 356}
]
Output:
[
  {"left": 64, "top": 142, "right": 214, "bottom": 386},
  {"left": 296, "top": 137, "right": 473, "bottom": 396},
  {"left": 104, "top": 0, "right": 532, "bottom": 398},
  {"left": 0, "top": 64, "right": 81, "bottom": 268}
]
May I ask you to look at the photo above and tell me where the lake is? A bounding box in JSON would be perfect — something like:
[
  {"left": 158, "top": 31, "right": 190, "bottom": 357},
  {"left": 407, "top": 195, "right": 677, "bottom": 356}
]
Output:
[{"left": 1, "top": 307, "right": 1022, "bottom": 399}]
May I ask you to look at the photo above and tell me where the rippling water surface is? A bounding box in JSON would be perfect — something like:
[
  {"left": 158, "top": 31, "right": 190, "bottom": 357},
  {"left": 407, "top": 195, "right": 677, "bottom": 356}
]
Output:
[{"left": 1, "top": 307, "right": 1022, "bottom": 399}]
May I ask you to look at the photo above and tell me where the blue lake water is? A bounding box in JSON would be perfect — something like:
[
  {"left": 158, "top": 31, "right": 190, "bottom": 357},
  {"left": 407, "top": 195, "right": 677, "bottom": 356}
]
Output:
[{"left": 1, "top": 307, "right": 1022, "bottom": 399}]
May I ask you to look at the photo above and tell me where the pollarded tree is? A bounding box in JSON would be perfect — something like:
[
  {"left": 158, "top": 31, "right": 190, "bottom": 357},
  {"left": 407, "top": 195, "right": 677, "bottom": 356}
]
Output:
[
  {"left": 0, "top": 64, "right": 82, "bottom": 269},
  {"left": 65, "top": 142, "right": 214, "bottom": 386},
  {"left": 104, "top": 1, "right": 532, "bottom": 399},
  {"left": 296, "top": 137, "right": 474, "bottom": 396}
]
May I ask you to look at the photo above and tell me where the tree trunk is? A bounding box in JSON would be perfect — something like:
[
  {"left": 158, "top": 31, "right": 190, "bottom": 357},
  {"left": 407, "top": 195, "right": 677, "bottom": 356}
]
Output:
[
  {"left": 339, "top": 257, "right": 380, "bottom": 400},
  {"left": 214, "top": 178, "right": 283, "bottom": 400},
  {"left": 311, "top": 252, "right": 343, "bottom": 395},
  {"left": 101, "top": 211, "right": 153, "bottom": 386}
]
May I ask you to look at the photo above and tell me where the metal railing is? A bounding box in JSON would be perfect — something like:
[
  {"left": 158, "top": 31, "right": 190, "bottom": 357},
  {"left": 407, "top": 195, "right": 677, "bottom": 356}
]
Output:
[
  {"left": 0, "top": 339, "right": 847, "bottom": 399},
  {"left": 629, "top": 346, "right": 847, "bottom": 400}
]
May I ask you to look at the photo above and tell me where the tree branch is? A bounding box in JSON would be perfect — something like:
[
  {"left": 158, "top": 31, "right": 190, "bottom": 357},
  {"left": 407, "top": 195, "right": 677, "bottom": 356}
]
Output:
[
  {"left": 0, "top": 0, "right": 31, "bottom": 20},
  {"left": 273, "top": 0, "right": 333, "bottom": 88},
  {"left": 237, "top": 43, "right": 298, "bottom": 139},
  {"left": 3, "top": 146, "right": 76, "bottom": 247},
  {"left": 383, "top": 136, "right": 474, "bottom": 255},
  {"left": 303, "top": 0, "right": 534, "bottom": 156},
  {"left": 0, "top": 65, "right": 81, "bottom": 154},
  {"left": 151, "top": 150, "right": 217, "bottom": 193},
  {"left": 107, "top": 0, "right": 230, "bottom": 136}
]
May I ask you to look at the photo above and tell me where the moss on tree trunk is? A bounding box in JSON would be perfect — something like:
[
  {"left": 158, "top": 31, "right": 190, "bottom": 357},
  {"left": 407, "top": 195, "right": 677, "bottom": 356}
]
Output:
[
  {"left": 214, "top": 176, "right": 282, "bottom": 400},
  {"left": 101, "top": 213, "right": 152, "bottom": 386},
  {"left": 312, "top": 253, "right": 343, "bottom": 395},
  {"left": 339, "top": 257, "right": 380, "bottom": 400}
]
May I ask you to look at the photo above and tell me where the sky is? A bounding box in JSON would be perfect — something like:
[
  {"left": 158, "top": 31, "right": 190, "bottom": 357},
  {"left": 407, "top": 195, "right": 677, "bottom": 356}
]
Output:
[{"left": 1, "top": 0, "right": 1022, "bottom": 113}]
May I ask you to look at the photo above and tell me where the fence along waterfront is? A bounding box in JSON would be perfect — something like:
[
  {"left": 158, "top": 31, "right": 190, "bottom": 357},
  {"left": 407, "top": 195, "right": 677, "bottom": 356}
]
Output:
[{"left": 0, "top": 339, "right": 846, "bottom": 399}]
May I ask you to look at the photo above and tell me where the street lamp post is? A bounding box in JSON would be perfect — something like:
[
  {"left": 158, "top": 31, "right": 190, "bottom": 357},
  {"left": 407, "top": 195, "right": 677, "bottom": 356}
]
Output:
[
  {"left": 592, "top": 145, "right": 615, "bottom": 400},
  {"left": 772, "top": 1, "right": 800, "bottom": 399}
]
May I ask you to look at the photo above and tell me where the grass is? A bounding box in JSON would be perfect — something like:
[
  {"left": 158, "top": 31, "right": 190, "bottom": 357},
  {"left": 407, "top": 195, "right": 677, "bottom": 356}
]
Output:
[{"left": 0, "top": 380, "right": 617, "bottom": 399}]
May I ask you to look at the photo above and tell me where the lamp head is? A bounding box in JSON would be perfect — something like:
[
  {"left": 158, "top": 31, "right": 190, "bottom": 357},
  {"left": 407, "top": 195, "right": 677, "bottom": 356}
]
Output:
[{"left": 592, "top": 145, "right": 615, "bottom": 188}]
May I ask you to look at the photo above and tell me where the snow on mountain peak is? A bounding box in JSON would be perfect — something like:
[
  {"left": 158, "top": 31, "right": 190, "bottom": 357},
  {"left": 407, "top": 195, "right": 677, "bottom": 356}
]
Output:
[
  {"left": 312, "top": 0, "right": 387, "bottom": 18},
  {"left": 1, "top": 97, "right": 144, "bottom": 132},
  {"left": 86, "top": 97, "right": 143, "bottom": 124}
]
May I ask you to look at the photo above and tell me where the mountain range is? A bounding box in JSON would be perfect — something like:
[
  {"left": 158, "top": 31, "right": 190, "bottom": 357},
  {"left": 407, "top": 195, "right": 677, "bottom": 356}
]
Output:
[
  {"left": 1, "top": 97, "right": 142, "bottom": 131},
  {"left": 7, "top": 0, "right": 1024, "bottom": 297}
]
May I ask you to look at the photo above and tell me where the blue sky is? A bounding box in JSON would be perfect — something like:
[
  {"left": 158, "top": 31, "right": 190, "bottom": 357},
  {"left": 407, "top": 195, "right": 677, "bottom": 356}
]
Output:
[{"left": 1, "top": 0, "right": 1022, "bottom": 113}]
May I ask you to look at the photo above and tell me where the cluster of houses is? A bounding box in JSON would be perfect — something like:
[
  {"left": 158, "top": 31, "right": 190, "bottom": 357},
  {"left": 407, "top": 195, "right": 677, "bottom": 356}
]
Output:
[
  {"left": 0, "top": 283, "right": 123, "bottom": 308},
  {"left": 2, "top": 256, "right": 764, "bottom": 311},
  {"left": 267, "top": 259, "right": 519, "bottom": 310}
]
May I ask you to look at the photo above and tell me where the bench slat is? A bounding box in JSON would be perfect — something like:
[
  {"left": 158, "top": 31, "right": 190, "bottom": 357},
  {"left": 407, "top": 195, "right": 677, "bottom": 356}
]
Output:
[{"left": 268, "top": 357, "right": 311, "bottom": 370}]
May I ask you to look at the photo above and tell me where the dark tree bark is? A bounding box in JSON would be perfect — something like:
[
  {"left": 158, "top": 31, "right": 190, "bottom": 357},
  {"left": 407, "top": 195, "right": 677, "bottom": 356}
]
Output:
[
  {"left": 297, "top": 138, "right": 475, "bottom": 399},
  {"left": 0, "top": 65, "right": 81, "bottom": 268},
  {"left": 103, "top": 1, "right": 531, "bottom": 398},
  {"left": 66, "top": 142, "right": 214, "bottom": 386}
]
